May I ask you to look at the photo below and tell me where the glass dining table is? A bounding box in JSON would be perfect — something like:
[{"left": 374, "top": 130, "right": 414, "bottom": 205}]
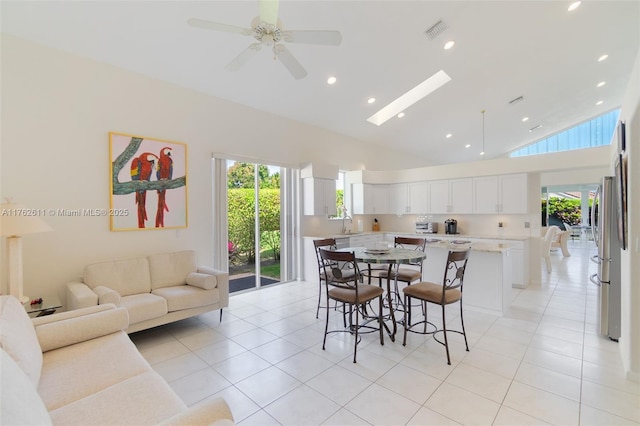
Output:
[{"left": 338, "top": 246, "right": 427, "bottom": 342}]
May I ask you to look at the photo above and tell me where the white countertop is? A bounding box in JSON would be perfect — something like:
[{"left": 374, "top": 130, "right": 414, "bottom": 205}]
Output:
[{"left": 304, "top": 231, "right": 521, "bottom": 253}]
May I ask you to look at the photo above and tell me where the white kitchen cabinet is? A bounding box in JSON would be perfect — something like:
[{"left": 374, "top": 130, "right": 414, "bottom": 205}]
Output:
[
  {"left": 351, "top": 183, "right": 390, "bottom": 215},
  {"left": 499, "top": 173, "right": 528, "bottom": 213},
  {"left": 389, "top": 183, "right": 409, "bottom": 215},
  {"left": 407, "top": 181, "right": 429, "bottom": 214},
  {"left": 472, "top": 173, "right": 528, "bottom": 214},
  {"left": 473, "top": 176, "right": 500, "bottom": 213},
  {"left": 428, "top": 178, "right": 472, "bottom": 214},
  {"left": 303, "top": 178, "right": 337, "bottom": 216},
  {"left": 428, "top": 180, "right": 450, "bottom": 214}
]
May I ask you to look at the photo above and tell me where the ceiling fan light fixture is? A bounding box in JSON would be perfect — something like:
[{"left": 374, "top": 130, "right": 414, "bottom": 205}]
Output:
[{"left": 367, "top": 70, "right": 451, "bottom": 126}]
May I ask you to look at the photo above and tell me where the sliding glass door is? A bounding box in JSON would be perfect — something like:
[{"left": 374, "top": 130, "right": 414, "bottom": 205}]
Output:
[{"left": 226, "top": 161, "right": 282, "bottom": 292}]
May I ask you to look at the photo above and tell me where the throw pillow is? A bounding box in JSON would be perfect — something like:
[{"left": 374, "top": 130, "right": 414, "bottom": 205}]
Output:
[{"left": 186, "top": 272, "right": 217, "bottom": 290}]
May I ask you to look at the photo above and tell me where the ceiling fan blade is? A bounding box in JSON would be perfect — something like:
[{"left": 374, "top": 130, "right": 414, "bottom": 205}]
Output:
[
  {"left": 274, "top": 44, "right": 307, "bottom": 80},
  {"left": 187, "top": 18, "right": 252, "bottom": 36},
  {"left": 259, "top": 0, "right": 279, "bottom": 27},
  {"left": 283, "top": 30, "right": 342, "bottom": 46},
  {"left": 226, "top": 43, "right": 263, "bottom": 71}
]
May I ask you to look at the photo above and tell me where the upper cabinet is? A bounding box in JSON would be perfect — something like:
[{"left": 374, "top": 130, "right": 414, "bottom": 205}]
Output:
[
  {"left": 343, "top": 169, "right": 528, "bottom": 216},
  {"left": 499, "top": 173, "right": 528, "bottom": 213},
  {"left": 303, "top": 178, "right": 337, "bottom": 216},
  {"left": 389, "top": 183, "right": 408, "bottom": 215},
  {"left": 473, "top": 173, "right": 528, "bottom": 214},
  {"left": 352, "top": 183, "right": 390, "bottom": 215},
  {"left": 407, "top": 181, "right": 429, "bottom": 214},
  {"left": 301, "top": 163, "right": 338, "bottom": 216},
  {"left": 429, "top": 178, "right": 473, "bottom": 214}
]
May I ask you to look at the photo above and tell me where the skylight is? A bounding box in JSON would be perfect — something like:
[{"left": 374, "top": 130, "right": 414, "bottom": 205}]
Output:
[{"left": 510, "top": 109, "right": 619, "bottom": 157}]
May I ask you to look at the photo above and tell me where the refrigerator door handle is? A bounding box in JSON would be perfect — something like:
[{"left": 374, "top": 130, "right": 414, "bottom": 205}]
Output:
[
  {"left": 590, "top": 273, "right": 601, "bottom": 286},
  {"left": 590, "top": 254, "right": 601, "bottom": 264}
]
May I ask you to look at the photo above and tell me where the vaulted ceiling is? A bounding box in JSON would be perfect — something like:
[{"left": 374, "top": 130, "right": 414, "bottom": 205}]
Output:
[{"left": 2, "top": 1, "right": 638, "bottom": 165}]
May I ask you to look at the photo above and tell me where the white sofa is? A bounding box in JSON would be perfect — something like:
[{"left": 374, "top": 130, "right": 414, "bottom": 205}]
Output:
[
  {"left": 66, "top": 250, "right": 229, "bottom": 333},
  {"left": 0, "top": 295, "right": 234, "bottom": 425}
]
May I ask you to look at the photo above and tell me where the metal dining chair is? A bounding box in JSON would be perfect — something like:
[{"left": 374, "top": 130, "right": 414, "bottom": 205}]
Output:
[
  {"left": 319, "top": 249, "right": 384, "bottom": 363},
  {"left": 402, "top": 249, "right": 470, "bottom": 365}
]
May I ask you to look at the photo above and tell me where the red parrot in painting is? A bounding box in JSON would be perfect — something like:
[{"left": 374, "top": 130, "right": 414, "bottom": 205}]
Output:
[
  {"left": 155, "top": 147, "right": 173, "bottom": 227},
  {"left": 130, "top": 152, "right": 158, "bottom": 228}
]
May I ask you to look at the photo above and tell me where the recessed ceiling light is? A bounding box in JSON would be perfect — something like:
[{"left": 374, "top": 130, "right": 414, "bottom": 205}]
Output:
[
  {"left": 522, "top": 117, "right": 529, "bottom": 122},
  {"left": 397, "top": 112, "right": 405, "bottom": 118},
  {"left": 327, "top": 76, "right": 337, "bottom": 85},
  {"left": 367, "top": 97, "right": 376, "bottom": 104},
  {"left": 446, "top": 133, "right": 452, "bottom": 138},
  {"left": 597, "top": 81, "right": 606, "bottom": 88},
  {"left": 465, "top": 144, "right": 471, "bottom": 148},
  {"left": 568, "top": 1, "right": 581, "bottom": 12},
  {"left": 598, "top": 54, "right": 608, "bottom": 62},
  {"left": 480, "top": 151, "right": 485, "bottom": 156},
  {"left": 443, "top": 40, "right": 455, "bottom": 50},
  {"left": 367, "top": 70, "right": 452, "bottom": 126},
  {"left": 596, "top": 100, "right": 604, "bottom": 105}
]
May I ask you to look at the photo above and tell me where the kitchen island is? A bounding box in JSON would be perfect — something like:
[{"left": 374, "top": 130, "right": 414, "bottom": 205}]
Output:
[{"left": 303, "top": 233, "right": 518, "bottom": 315}]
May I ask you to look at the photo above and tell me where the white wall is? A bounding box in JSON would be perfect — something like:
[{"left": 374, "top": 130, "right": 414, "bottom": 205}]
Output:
[
  {"left": 0, "top": 35, "right": 425, "bottom": 303},
  {"left": 617, "top": 44, "right": 640, "bottom": 381}
]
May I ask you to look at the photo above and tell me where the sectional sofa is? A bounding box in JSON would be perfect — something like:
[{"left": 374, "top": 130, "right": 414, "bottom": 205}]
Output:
[{"left": 0, "top": 295, "right": 234, "bottom": 425}]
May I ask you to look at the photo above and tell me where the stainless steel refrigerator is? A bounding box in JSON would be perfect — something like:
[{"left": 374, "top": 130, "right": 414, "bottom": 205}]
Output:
[{"left": 590, "top": 176, "right": 621, "bottom": 341}]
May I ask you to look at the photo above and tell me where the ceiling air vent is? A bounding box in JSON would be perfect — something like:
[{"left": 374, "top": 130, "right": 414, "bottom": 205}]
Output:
[
  {"left": 509, "top": 95, "right": 524, "bottom": 105},
  {"left": 425, "top": 20, "right": 447, "bottom": 40}
]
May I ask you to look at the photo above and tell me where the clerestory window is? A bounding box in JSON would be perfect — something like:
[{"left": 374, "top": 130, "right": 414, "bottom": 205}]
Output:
[{"left": 510, "top": 109, "right": 619, "bottom": 158}]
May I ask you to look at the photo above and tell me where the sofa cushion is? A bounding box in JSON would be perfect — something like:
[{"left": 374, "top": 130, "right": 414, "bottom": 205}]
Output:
[
  {"left": 38, "top": 332, "right": 152, "bottom": 411},
  {"left": 186, "top": 272, "right": 218, "bottom": 290},
  {"left": 49, "top": 371, "right": 186, "bottom": 426},
  {"left": 0, "top": 295, "right": 43, "bottom": 387},
  {"left": 1, "top": 349, "right": 52, "bottom": 426},
  {"left": 152, "top": 286, "right": 220, "bottom": 312},
  {"left": 149, "top": 250, "right": 197, "bottom": 289},
  {"left": 84, "top": 257, "right": 151, "bottom": 297},
  {"left": 118, "top": 293, "right": 168, "bottom": 325}
]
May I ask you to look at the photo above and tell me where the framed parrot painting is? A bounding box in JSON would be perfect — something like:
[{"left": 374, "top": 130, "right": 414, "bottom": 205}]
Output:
[{"left": 109, "top": 132, "right": 188, "bottom": 231}]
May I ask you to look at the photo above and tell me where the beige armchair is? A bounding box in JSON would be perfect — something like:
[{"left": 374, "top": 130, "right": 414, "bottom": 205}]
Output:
[{"left": 541, "top": 226, "right": 560, "bottom": 273}]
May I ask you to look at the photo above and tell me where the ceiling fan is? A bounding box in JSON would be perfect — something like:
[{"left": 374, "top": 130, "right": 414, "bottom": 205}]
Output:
[{"left": 187, "top": 0, "right": 342, "bottom": 80}]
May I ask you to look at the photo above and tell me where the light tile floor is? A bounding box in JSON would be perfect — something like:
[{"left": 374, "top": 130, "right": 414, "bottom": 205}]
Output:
[{"left": 130, "top": 240, "right": 640, "bottom": 425}]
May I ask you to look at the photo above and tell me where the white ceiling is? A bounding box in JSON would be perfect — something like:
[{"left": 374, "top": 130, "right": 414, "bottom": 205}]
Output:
[{"left": 2, "top": 0, "right": 638, "bottom": 165}]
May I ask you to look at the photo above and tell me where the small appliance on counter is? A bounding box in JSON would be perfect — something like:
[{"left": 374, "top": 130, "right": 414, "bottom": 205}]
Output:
[
  {"left": 415, "top": 215, "right": 438, "bottom": 234},
  {"left": 444, "top": 218, "right": 458, "bottom": 234}
]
